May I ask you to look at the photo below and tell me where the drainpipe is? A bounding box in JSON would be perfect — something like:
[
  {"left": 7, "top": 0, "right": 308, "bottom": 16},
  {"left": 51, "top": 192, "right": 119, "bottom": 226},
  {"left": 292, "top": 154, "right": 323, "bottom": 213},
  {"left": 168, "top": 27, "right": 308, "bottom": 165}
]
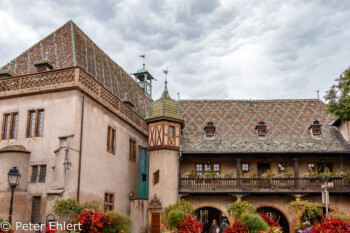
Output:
[
  {"left": 77, "top": 92, "right": 85, "bottom": 201},
  {"left": 177, "top": 145, "right": 183, "bottom": 201}
]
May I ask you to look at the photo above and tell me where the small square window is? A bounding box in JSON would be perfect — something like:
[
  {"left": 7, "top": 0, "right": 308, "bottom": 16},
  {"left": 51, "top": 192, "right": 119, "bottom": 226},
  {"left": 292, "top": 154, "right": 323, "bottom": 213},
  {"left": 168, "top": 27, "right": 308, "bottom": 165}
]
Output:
[
  {"left": 308, "top": 163, "right": 315, "bottom": 172},
  {"left": 242, "top": 163, "right": 249, "bottom": 172},
  {"left": 278, "top": 163, "right": 286, "bottom": 174},
  {"left": 129, "top": 139, "right": 136, "bottom": 162},
  {"left": 107, "top": 126, "right": 116, "bottom": 153},
  {"left": 104, "top": 193, "right": 114, "bottom": 212},
  {"left": 196, "top": 164, "right": 203, "bottom": 176}
]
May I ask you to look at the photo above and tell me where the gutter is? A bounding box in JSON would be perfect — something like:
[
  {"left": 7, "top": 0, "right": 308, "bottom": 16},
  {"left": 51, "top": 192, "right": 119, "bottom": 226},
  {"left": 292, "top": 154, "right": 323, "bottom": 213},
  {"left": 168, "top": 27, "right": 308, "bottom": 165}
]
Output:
[{"left": 77, "top": 92, "right": 85, "bottom": 201}]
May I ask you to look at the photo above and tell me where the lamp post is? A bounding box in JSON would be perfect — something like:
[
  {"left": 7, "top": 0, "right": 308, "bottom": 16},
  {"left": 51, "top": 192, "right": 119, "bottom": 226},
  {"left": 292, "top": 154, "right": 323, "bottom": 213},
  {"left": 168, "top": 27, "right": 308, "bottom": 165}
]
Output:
[
  {"left": 63, "top": 148, "right": 72, "bottom": 171},
  {"left": 8, "top": 167, "right": 21, "bottom": 224}
]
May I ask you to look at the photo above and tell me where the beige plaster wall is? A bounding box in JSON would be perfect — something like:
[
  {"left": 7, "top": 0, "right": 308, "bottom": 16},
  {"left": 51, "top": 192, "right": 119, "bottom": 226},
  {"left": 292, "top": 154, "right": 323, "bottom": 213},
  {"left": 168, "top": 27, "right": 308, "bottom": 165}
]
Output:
[
  {"left": 338, "top": 121, "right": 350, "bottom": 142},
  {"left": 149, "top": 149, "right": 178, "bottom": 209},
  {"left": 130, "top": 198, "right": 148, "bottom": 233}
]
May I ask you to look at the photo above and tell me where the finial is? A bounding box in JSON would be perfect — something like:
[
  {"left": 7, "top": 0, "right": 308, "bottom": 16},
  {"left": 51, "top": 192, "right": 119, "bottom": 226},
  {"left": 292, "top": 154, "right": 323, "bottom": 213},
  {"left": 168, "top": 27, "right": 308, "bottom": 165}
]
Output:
[
  {"left": 162, "top": 68, "right": 169, "bottom": 92},
  {"left": 140, "top": 53, "right": 145, "bottom": 67},
  {"left": 177, "top": 92, "right": 180, "bottom": 100},
  {"left": 317, "top": 90, "right": 319, "bottom": 99}
]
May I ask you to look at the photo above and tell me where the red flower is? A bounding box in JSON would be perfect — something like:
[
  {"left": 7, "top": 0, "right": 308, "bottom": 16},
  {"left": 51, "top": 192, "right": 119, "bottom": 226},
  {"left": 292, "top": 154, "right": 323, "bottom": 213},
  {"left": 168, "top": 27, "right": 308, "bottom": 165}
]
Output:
[
  {"left": 224, "top": 221, "right": 248, "bottom": 233},
  {"left": 177, "top": 214, "right": 203, "bottom": 233}
]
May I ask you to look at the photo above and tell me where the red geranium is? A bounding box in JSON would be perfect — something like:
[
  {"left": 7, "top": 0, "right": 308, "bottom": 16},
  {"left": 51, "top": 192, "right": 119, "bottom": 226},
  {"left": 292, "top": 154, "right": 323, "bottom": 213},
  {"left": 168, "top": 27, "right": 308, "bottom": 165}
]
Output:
[
  {"left": 177, "top": 214, "right": 203, "bottom": 233},
  {"left": 224, "top": 221, "right": 248, "bottom": 233},
  {"left": 77, "top": 210, "right": 112, "bottom": 233},
  {"left": 311, "top": 217, "right": 350, "bottom": 233}
]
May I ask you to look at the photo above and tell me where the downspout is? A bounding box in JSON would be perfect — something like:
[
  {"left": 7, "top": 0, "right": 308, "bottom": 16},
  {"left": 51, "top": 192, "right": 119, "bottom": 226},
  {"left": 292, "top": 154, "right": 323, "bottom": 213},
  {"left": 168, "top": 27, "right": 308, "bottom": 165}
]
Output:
[
  {"left": 77, "top": 92, "right": 85, "bottom": 201},
  {"left": 177, "top": 145, "right": 183, "bottom": 201}
]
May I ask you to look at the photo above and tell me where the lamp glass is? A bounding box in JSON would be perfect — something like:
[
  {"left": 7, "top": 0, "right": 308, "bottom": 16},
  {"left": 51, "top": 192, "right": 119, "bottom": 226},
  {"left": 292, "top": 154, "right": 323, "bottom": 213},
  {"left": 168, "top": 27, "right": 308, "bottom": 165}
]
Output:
[
  {"left": 63, "top": 159, "right": 72, "bottom": 170},
  {"left": 8, "top": 167, "right": 21, "bottom": 186}
]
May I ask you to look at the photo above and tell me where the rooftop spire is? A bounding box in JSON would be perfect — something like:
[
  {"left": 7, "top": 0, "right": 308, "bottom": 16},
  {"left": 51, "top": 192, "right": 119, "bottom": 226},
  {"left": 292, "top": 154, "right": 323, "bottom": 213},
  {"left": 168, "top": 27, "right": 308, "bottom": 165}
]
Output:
[
  {"left": 140, "top": 53, "right": 145, "bottom": 67},
  {"left": 162, "top": 67, "right": 169, "bottom": 92}
]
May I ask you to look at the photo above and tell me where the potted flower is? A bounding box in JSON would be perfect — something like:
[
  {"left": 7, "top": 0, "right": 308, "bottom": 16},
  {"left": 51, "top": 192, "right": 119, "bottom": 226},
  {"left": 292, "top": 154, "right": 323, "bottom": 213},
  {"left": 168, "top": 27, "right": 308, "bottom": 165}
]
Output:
[
  {"left": 320, "top": 168, "right": 334, "bottom": 181},
  {"left": 224, "top": 170, "right": 234, "bottom": 178},
  {"left": 205, "top": 171, "right": 217, "bottom": 183},
  {"left": 337, "top": 168, "right": 350, "bottom": 180},
  {"left": 185, "top": 170, "right": 199, "bottom": 179},
  {"left": 261, "top": 170, "right": 275, "bottom": 181}
]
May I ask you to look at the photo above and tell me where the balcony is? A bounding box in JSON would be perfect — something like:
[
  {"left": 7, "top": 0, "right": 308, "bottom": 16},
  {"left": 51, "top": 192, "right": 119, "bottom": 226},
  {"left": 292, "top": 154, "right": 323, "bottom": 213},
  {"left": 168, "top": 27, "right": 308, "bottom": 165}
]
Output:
[{"left": 179, "top": 177, "right": 350, "bottom": 194}]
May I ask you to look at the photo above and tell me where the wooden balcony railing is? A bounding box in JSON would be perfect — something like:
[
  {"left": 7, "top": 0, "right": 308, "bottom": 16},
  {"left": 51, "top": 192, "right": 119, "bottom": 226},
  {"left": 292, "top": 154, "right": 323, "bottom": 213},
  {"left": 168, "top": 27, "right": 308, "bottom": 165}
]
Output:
[{"left": 179, "top": 178, "right": 350, "bottom": 194}]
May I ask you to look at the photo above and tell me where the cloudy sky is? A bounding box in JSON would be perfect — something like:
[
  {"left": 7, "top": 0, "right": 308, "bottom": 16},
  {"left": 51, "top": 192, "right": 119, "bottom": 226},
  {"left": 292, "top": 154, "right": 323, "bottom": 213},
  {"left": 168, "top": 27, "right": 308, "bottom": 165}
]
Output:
[{"left": 1, "top": 0, "right": 350, "bottom": 100}]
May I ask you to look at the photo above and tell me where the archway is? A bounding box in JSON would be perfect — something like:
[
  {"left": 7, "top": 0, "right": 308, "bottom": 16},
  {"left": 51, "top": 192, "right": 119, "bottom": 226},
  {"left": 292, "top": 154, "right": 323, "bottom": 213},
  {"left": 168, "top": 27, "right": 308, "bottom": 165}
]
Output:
[
  {"left": 195, "top": 207, "right": 229, "bottom": 233},
  {"left": 257, "top": 207, "right": 290, "bottom": 233}
]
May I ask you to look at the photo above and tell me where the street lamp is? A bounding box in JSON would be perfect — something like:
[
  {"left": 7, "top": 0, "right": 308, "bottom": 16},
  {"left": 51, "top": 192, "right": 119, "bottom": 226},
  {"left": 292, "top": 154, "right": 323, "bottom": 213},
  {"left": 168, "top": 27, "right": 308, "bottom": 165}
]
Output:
[
  {"left": 63, "top": 148, "right": 72, "bottom": 170},
  {"left": 8, "top": 167, "right": 21, "bottom": 224}
]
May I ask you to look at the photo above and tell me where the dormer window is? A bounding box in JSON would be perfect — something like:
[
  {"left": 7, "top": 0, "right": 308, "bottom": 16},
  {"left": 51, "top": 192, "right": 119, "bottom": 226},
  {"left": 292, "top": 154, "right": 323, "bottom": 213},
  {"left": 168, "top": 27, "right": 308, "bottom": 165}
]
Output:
[
  {"left": 34, "top": 61, "right": 54, "bottom": 73},
  {"left": 204, "top": 122, "right": 216, "bottom": 139},
  {"left": 309, "top": 120, "right": 322, "bottom": 138},
  {"left": 255, "top": 121, "right": 267, "bottom": 138}
]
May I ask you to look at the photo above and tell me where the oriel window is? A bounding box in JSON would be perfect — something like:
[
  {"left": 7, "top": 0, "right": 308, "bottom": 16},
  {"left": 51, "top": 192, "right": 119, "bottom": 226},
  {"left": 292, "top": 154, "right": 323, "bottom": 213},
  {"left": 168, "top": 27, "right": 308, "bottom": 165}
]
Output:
[
  {"left": 107, "top": 126, "right": 116, "bottom": 153},
  {"left": 2, "top": 112, "right": 18, "bottom": 140},
  {"left": 27, "top": 109, "right": 44, "bottom": 138}
]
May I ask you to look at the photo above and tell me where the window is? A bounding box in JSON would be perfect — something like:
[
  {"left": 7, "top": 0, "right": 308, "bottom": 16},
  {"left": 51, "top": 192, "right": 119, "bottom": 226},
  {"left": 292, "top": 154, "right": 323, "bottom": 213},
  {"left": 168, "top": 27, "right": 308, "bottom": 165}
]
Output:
[
  {"left": 196, "top": 164, "right": 203, "bottom": 176},
  {"left": 31, "top": 165, "right": 46, "bottom": 183},
  {"left": 2, "top": 112, "right": 18, "bottom": 140},
  {"left": 308, "top": 163, "right": 315, "bottom": 172},
  {"left": 129, "top": 139, "right": 136, "bottom": 162},
  {"left": 255, "top": 121, "right": 267, "bottom": 138},
  {"left": 204, "top": 122, "right": 216, "bottom": 138},
  {"left": 153, "top": 170, "right": 160, "bottom": 185},
  {"left": 317, "top": 162, "right": 333, "bottom": 173},
  {"left": 204, "top": 164, "right": 211, "bottom": 173},
  {"left": 107, "top": 126, "right": 116, "bottom": 153},
  {"left": 27, "top": 109, "right": 44, "bottom": 138},
  {"left": 213, "top": 164, "right": 220, "bottom": 176},
  {"left": 31, "top": 166, "right": 38, "bottom": 182},
  {"left": 309, "top": 120, "right": 322, "bottom": 137},
  {"left": 39, "top": 165, "right": 47, "bottom": 182},
  {"left": 104, "top": 193, "right": 114, "bottom": 212},
  {"left": 278, "top": 163, "right": 286, "bottom": 174},
  {"left": 169, "top": 126, "right": 174, "bottom": 138},
  {"left": 31, "top": 197, "right": 41, "bottom": 223},
  {"left": 242, "top": 163, "right": 249, "bottom": 175}
]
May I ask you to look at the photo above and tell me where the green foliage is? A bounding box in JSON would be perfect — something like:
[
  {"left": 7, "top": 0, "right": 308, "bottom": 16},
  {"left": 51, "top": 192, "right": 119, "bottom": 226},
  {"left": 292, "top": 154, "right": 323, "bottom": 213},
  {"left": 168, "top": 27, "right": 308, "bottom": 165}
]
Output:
[
  {"left": 52, "top": 198, "right": 100, "bottom": 222},
  {"left": 227, "top": 201, "right": 257, "bottom": 220},
  {"left": 325, "top": 67, "right": 350, "bottom": 122},
  {"left": 163, "top": 199, "right": 195, "bottom": 221},
  {"left": 167, "top": 210, "right": 185, "bottom": 229},
  {"left": 327, "top": 208, "right": 350, "bottom": 222},
  {"left": 240, "top": 214, "right": 269, "bottom": 233},
  {"left": 105, "top": 211, "right": 133, "bottom": 233},
  {"left": 289, "top": 199, "right": 323, "bottom": 221}
]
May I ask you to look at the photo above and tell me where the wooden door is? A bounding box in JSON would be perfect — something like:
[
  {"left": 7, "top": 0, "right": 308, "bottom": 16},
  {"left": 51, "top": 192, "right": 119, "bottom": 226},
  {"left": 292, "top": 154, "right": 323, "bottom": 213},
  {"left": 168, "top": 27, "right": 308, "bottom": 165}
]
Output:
[
  {"left": 138, "top": 147, "right": 149, "bottom": 198},
  {"left": 151, "top": 213, "right": 160, "bottom": 233}
]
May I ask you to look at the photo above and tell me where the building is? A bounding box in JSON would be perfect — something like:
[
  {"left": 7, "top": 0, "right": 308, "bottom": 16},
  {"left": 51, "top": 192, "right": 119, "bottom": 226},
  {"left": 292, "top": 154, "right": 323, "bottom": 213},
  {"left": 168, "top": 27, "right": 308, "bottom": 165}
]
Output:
[{"left": 0, "top": 21, "right": 350, "bottom": 233}]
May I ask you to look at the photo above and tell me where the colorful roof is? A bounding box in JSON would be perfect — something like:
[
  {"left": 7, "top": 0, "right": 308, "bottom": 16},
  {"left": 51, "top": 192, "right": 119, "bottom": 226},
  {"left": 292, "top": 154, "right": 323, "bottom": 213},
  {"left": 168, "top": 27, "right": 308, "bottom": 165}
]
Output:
[
  {"left": 179, "top": 99, "right": 350, "bottom": 153},
  {"left": 150, "top": 90, "right": 180, "bottom": 119},
  {"left": 0, "top": 21, "right": 152, "bottom": 118}
]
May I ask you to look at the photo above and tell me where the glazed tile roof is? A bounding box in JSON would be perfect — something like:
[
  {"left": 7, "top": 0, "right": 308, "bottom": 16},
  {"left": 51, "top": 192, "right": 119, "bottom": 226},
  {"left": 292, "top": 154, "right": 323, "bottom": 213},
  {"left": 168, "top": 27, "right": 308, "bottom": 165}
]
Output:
[
  {"left": 179, "top": 99, "right": 350, "bottom": 153},
  {"left": 0, "top": 21, "right": 151, "bottom": 118},
  {"left": 150, "top": 90, "right": 180, "bottom": 119}
]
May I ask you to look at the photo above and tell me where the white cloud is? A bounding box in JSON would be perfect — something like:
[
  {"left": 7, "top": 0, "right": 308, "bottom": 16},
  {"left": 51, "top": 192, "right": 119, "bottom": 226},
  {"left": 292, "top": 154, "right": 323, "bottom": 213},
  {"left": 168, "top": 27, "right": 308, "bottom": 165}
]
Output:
[{"left": 1, "top": 0, "right": 350, "bottom": 101}]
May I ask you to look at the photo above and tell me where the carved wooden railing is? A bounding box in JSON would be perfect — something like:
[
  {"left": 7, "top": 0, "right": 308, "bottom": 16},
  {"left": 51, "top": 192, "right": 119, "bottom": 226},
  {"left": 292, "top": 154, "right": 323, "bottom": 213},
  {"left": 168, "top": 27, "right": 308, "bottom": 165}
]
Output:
[
  {"left": 0, "top": 67, "right": 148, "bottom": 135},
  {"left": 179, "top": 178, "right": 350, "bottom": 193}
]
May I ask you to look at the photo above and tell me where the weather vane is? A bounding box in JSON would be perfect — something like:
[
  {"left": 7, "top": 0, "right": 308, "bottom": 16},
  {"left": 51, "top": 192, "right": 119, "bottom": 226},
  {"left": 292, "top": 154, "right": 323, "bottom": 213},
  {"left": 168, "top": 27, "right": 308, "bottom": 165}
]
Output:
[
  {"left": 140, "top": 53, "right": 145, "bottom": 67},
  {"left": 162, "top": 68, "right": 169, "bottom": 91}
]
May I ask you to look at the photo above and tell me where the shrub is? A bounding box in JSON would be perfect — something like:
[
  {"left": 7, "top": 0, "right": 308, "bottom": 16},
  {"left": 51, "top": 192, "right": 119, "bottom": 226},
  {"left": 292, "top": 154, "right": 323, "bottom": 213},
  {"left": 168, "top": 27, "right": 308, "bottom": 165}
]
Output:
[
  {"left": 327, "top": 208, "right": 350, "bottom": 222},
  {"left": 177, "top": 214, "right": 203, "bottom": 233},
  {"left": 53, "top": 199, "right": 101, "bottom": 222},
  {"left": 105, "top": 211, "right": 132, "bottom": 233},
  {"left": 258, "top": 213, "right": 279, "bottom": 228},
  {"left": 0, "top": 218, "right": 13, "bottom": 233},
  {"left": 163, "top": 199, "right": 195, "bottom": 221},
  {"left": 228, "top": 201, "right": 256, "bottom": 220},
  {"left": 224, "top": 221, "right": 248, "bottom": 233},
  {"left": 240, "top": 214, "right": 269, "bottom": 233},
  {"left": 167, "top": 210, "right": 185, "bottom": 229},
  {"left": 311, "top": 217, "right": 350, "bottom": 233},
  {"left": 289, "top": 199, "right": 323, "bottom": 222},
  {"left": 77, "top": 210, "right": 111, "bottom": 233}
]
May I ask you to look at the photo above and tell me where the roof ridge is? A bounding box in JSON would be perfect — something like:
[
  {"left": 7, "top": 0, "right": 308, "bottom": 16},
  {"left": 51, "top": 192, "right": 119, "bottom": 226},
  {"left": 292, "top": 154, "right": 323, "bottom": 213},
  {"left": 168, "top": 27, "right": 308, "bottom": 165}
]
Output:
[{"left": 179, "top": 98, "right": 322, "bottom": 102}]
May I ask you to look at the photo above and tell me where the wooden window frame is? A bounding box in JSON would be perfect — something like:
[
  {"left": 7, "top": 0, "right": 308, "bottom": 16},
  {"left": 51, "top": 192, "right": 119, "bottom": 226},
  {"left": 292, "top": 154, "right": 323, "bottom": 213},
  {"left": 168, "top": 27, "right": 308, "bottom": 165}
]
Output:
[
  {"left": 129, "top": 139, "right": 136, "bottom": 162},
  {"left": 196, "top": 164, "right": 203, "bottom": 177},
  {"left": 195, "top": 163, "right": 221, "bottom": 176},
  {"left": 153, "top": 170, "right": 160, "bottom": 185},
  {"left": 107, "top": 126, "right": 116, "bottom": 154},
  {"left": 169, "top": 126, "right": 174, "bottom": 138},
  {"left": 1, "top": 112, "right": 18, "bottom": 140},
  {"left": 242, "top": 163, "right": 249, "bottom": 176},
  {"left": 308, "top": 163, "right": 315, "bottom": 172},
  {"left": 278, "top": 163, "right": 286, "bottom": 174},
  {"left": 26, "top": 109, "right": 44, "bottom": 138},
  {"left": 104, "top": 193, "right": 114, "bottom": 212}
]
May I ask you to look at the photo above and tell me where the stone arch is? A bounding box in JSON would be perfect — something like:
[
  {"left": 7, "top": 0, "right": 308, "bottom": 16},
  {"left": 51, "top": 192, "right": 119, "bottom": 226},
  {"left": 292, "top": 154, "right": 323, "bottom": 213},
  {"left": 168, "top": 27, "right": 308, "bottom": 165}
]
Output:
[
  {"left": 256, "top": 204, "right": 292, "bottom": 233},
  {"left": 193, "top": 203, "right": 233, "bottom": 225}
]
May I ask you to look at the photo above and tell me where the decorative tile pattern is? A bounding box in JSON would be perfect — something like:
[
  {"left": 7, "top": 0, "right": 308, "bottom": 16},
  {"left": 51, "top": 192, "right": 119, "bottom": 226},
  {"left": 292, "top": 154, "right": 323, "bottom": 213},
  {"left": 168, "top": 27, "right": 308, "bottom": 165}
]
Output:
[
  {"left": 179, "top": 99, "right": 350, "bottom": 153},
  {"left": 0, "top": 21, "right": 151, "bottom": 118}
]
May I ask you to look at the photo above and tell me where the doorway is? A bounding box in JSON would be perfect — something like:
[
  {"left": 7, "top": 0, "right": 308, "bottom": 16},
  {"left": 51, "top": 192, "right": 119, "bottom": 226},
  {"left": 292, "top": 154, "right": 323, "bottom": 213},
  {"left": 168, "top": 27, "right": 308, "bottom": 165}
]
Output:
[
  {"left": 258, "top": 163, "right": 270, "bottom": 176},
  {"left": 195, "top": 207, "right": 229, "bottom": 233}
]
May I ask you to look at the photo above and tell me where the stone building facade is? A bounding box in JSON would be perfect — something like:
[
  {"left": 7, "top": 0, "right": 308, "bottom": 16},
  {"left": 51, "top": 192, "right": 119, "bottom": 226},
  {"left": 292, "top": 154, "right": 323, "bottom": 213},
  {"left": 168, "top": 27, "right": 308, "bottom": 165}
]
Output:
[{"left": 0, "top": 21, "right": 350, "bottom": 233}]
